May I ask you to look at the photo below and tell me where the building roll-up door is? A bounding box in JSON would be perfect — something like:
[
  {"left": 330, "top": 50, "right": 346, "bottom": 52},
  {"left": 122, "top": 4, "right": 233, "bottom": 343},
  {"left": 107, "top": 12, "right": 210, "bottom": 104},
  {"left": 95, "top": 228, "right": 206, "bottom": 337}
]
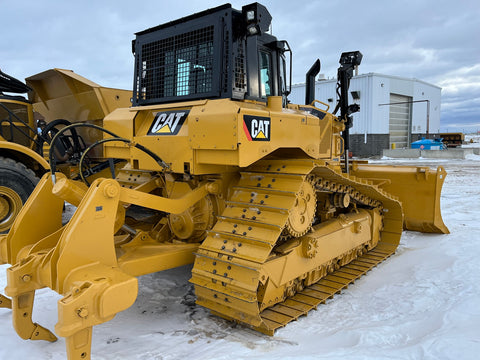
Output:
[{"left": 389, "top": 93, "right": 412, "bottom": 149}]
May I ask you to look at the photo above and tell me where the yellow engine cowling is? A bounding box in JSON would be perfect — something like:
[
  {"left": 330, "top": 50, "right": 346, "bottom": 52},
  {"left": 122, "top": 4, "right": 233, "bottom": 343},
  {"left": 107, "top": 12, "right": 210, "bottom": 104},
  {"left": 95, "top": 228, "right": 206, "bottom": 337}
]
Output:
[{"left": 103, "top": 97, "right": 344, "bottom": 175}]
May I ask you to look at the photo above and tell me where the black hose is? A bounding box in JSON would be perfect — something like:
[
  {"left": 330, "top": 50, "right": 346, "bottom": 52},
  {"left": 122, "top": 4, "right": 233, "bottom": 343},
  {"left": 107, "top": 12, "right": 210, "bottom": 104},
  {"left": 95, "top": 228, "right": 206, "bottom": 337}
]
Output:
[
  {"left": 48, "top": 123, "right": 169, "bottom": 184},
  {"left": 79, "top": 137, "right": 131, "bottom": 186},
  {"left": 133, "top": 143, "right": 170, "bottom": 169},
  {"left": 49, "top": 123, "right": 123, "bottom": 181}
]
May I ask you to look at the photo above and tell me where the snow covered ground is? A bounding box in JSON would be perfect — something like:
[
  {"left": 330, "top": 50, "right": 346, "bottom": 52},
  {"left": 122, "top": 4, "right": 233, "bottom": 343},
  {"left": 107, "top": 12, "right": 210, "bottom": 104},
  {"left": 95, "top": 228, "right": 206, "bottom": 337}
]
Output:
[{"left": 1, "top": 141, "right": 479, "bottom": 359}]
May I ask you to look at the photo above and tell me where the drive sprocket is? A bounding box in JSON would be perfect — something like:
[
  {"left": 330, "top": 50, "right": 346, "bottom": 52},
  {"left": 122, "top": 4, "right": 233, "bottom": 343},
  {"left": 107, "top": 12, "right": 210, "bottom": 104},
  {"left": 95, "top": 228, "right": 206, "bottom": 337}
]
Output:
[{"left": 285, "top": 178, "right": 316, "bottom": 237}]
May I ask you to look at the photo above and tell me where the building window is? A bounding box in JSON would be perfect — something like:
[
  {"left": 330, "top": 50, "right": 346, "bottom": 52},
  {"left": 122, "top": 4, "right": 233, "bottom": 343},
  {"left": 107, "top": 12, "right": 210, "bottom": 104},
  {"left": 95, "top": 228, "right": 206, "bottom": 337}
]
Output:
[{"left": 351, "top": 91, "right": 360, "bottom": 100}]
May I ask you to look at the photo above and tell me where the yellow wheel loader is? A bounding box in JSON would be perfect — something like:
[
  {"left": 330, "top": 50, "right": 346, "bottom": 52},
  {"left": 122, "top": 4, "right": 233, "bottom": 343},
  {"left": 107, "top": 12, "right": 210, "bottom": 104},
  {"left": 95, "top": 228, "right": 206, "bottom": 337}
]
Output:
[
  {"left": 0, "top": 68, "right": 131, "bottom": 232},
  {"left": 0, "top": 3, "right": 448, "bottom": 359}
]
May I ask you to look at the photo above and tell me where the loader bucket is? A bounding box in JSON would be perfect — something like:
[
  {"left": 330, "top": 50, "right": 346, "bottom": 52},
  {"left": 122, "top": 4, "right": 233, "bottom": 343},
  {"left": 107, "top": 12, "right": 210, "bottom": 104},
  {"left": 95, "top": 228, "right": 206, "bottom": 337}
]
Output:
[
  {"left": 25, "top": 68, "right": 131, "bottom": 158},
  {"left": 26, "top": 68, "right": 131, "bottom": 123},
  {"left": 350, "top": 163, "right": 449, "bottom": 234}
]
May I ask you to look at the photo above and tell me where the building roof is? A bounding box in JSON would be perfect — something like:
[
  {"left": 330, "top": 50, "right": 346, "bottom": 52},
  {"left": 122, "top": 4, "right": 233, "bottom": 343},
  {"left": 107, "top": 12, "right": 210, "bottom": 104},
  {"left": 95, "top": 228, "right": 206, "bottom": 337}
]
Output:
[{"left": 292, "top": 72, "right": 441, "bottom": 90}]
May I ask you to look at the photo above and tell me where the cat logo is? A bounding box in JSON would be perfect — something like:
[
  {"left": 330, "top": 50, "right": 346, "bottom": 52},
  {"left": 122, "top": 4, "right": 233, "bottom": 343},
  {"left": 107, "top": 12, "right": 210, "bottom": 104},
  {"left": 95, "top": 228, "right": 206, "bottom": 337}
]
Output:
[
  {"left": 148, "top": 110, "right": 190, "bottom": 135},
  {"left": 243, "top": 115, "right": 271, "bottom": 141}
]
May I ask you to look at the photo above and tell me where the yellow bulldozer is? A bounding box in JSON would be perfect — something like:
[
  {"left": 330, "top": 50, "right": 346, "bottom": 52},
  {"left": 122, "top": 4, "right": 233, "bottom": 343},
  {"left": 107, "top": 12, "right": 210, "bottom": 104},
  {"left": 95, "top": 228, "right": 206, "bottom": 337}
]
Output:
[
  {"left": 0, "top": 3, "right": 448, "bottom": 359},
  {"left": 0, "top": 68, "right": 131, "bottom": 232}
]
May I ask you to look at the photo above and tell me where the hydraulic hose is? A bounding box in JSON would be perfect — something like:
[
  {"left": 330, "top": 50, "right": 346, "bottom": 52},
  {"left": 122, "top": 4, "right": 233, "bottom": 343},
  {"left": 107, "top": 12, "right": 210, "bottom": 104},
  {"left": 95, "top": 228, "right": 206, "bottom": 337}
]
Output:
[
  {"left": 79, "top": 137, "right": 131, "bottom": 186},
  {"left": 48, "top": 123, "right": 169, "bottom": 184}
]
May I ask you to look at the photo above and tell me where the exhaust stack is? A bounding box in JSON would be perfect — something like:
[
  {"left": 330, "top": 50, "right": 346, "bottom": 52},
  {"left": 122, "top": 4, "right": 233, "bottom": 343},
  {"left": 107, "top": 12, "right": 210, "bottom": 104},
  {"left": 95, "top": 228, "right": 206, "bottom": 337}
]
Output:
[{"left": 305, "top": 59, "right": 321, "bottom": 105}]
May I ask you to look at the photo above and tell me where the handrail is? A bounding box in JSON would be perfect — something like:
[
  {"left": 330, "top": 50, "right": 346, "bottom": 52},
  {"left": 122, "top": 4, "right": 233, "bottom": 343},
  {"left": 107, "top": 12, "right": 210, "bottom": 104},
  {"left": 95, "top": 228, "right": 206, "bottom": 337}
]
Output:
[{"left": 0, "top": 102, "right": 42, "bottom": 148}]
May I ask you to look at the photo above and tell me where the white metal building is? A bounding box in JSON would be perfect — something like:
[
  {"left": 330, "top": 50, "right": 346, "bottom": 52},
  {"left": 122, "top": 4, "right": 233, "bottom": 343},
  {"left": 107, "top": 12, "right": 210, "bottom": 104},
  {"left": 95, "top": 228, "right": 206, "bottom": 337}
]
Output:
[{"left": 289, "top": 73, "right": 442, "bottom": 156}]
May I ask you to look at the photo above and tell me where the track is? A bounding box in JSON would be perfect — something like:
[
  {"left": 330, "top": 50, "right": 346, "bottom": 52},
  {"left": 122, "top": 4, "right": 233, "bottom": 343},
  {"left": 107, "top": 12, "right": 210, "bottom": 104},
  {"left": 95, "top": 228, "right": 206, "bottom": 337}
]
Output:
[
  {"left": 254, "top": 245, "right": 397, "bottom": 334},
  {"left": 191, "top": 160, "right": 403, "bottom": 334}
]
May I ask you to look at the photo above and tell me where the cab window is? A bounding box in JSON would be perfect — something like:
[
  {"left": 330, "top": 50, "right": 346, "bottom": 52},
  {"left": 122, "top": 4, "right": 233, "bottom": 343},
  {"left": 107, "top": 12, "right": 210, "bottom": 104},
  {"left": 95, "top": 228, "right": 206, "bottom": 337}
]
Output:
[{"left": 259, "top": 50, "right": 272, "bottom": 97}]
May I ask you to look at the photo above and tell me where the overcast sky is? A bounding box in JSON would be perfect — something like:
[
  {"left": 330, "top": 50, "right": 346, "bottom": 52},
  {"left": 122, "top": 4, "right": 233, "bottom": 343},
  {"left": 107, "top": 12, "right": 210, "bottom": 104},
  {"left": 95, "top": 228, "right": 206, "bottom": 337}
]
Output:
[{"left": 2, "top": 0, "right": 479, "bottom": 132}]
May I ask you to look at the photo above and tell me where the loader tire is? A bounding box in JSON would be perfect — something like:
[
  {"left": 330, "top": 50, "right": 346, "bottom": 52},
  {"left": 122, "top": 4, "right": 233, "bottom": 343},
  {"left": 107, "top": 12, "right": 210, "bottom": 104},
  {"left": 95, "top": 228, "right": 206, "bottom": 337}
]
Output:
[{"left": 0, "top": 157, "right": 39, "bottom": 233}]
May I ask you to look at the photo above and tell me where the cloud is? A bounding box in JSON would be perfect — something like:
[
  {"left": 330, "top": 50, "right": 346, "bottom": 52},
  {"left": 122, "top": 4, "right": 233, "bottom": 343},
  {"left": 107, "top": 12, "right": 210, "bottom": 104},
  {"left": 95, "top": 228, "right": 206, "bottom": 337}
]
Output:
[
  {"left": 435, "top": 64, "right": 480, "bottom": 131},
  {"left": 438, "top": 65, "right": 480, "bottom": 95},
  {"left": 1, "top": 0, "right": 479, "bottom": 131}
]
